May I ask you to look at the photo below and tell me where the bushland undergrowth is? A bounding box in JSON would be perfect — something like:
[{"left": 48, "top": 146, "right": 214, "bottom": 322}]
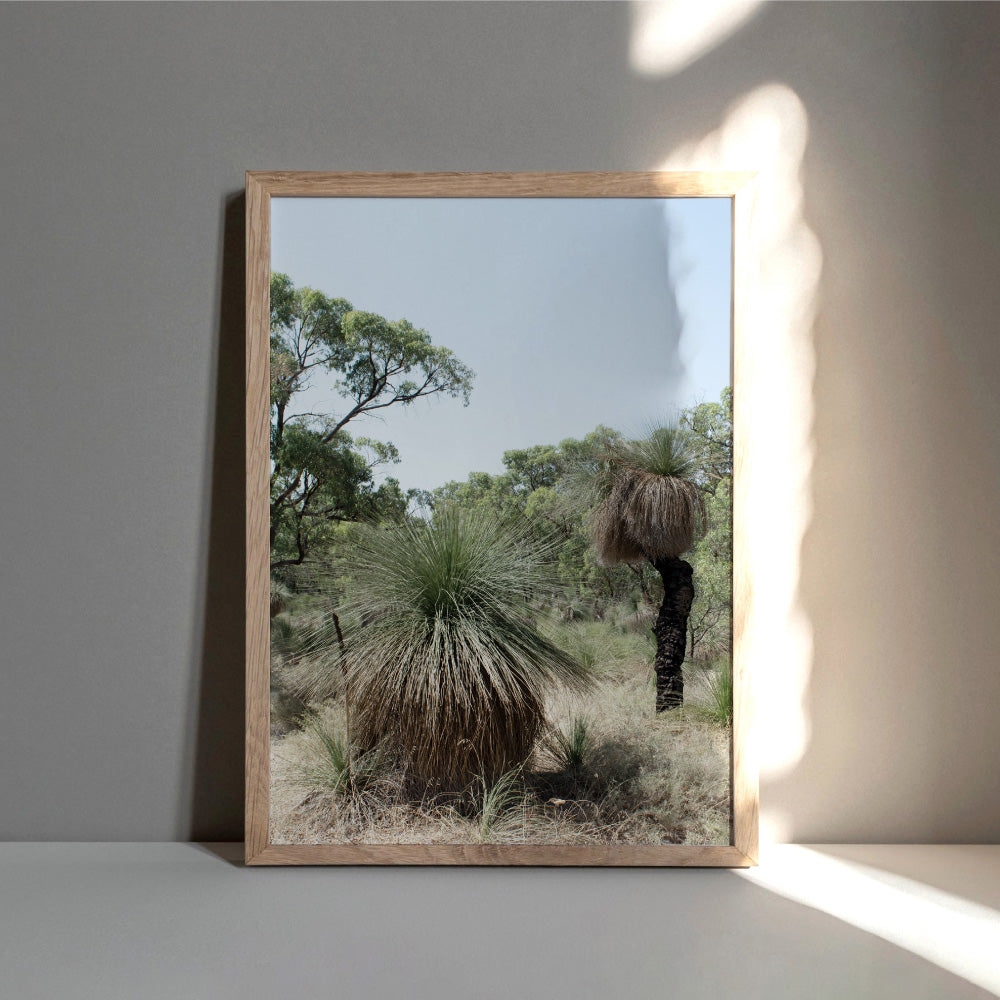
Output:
[{"left": 270, "top": 617, "right": 730, "bottom": 847}]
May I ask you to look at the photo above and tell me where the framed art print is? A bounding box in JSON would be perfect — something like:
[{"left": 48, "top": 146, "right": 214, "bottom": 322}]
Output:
[{"left": 245, "top": 172, "right": 757, "bottom": 865}]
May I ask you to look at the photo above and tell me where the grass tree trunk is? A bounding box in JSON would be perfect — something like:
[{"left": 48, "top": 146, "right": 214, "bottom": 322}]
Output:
[{"left": 651, "top": 557, "right": 694, "bottom": 712}]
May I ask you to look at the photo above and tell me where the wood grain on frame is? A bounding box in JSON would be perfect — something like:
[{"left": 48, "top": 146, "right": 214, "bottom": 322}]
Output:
[
  {"left": 245, "top": 171, "right": 756, "bottom": 199},
  {"left": 245, "top": 172, "right": 758, "bottom": 866},
  {"left": 731, "top": 178, "right": 759, "bottom": 865},
  {"left": 247, "top": 844, "right": 754, "bottom": 867},
  {"left": 245, "top": 173, "right": 271, "bottom": 862}
]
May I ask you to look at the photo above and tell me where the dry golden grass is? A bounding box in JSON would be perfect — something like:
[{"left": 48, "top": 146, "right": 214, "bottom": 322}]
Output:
[{"left": 270, "top": 622, "right": 731, "bottom": 847}]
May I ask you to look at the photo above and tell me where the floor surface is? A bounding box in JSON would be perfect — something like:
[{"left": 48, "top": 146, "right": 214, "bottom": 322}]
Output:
[{"left": 1, "top": 844, "right": 997, "bottom": 999}]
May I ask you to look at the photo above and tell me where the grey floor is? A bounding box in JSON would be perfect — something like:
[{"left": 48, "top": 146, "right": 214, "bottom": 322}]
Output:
[{"left": 1, "top": 844, "right": 996, "bottom": 999}]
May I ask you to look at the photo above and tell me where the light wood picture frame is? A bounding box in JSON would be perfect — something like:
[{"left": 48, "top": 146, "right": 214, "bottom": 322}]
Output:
[{"left": 245, "top": 171, "right": 757, "bottom": 866}]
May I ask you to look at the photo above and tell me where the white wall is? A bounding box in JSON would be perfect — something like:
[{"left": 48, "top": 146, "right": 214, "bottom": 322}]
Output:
[{"left": 1, "top": 1, "right": 998, "bottom": 843}]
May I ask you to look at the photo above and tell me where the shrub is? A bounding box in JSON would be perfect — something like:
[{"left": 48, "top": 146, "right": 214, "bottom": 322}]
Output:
[
  {"left": 328, "top": 508, "right": 591, "bottom": 785},
  {"left": 703, "top": 660, "right": 733, "bottom": 727},
  {"left": 292, "top": 720, "right": 393, "bottom": 795},
  {"left": 472, "top": 766, "right": 526, "bottom": 842},
  {"left": 543, "top": 715, "right": 594, "bottom": 778},
  {"left": 270, "top": 687, "right": 315, "bottom": 734}
]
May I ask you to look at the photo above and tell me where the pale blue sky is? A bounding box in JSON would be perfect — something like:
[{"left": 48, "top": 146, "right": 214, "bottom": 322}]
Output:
[{"left": 272, "top": 197, "right": 730, "bottom": 493}]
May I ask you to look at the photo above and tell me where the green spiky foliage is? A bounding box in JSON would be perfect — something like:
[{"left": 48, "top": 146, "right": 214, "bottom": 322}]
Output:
[
  {"left": 589, "top": 424, "right": 705, "bottom": 565},
  {"left": 472, "top": 765, "right": 526, "bottom": 842},
  {"left": 293, "top": 720, "right": 393, "bottom": 795},
  {"left": 324, "top": 509, "right": 591, "bottom": 785},
  {"left": 704, "top": 660, "right": 733, "bottom": 727},
  {"left": 544, "top": 716, "right": 594, "bottom": 778}
]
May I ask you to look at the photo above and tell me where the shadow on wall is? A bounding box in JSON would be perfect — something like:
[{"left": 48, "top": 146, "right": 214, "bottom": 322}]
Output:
[{"left": 188, "top": 193, "right": 246, "bottom": 840}]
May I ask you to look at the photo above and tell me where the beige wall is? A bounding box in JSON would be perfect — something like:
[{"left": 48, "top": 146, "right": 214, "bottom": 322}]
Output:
[{"left": 1, "top": 2, "right": 998, "bottom": 842}]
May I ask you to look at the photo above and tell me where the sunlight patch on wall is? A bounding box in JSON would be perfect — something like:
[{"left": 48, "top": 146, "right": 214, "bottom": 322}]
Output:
[
  {"left": 758, "top": 809, "right": 791, "bottom": 849},
  {"left": 739, "top": 847, "right": 1000, "bottom": 995},
  {"left": 630, "top": 0, "right": 765, "bottom": 77},
  {"left": 660, "top": 85, "right": 821, "bottom": 795}
]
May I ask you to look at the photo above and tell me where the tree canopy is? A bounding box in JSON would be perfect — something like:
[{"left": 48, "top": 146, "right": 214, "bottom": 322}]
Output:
[
  {"left": 268, "top": 271, "right": 731, "bottom": 659},
  {"left": 269, "top": 273, "right": 475, "bottom": 571}
]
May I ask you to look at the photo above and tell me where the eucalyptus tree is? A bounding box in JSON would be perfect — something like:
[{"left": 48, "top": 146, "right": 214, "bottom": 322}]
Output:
[
  {"left": 682, "top": 389, "right": 734, "bottom": 658},
  {"left": 589, "top": 426, "right": 704, "bottom": 711},
  {"left": 269, "top": 272, "right": 475, "bottom": 570},
  {"left": 681, "top": 387, "right": 733, "bottom": 491}
]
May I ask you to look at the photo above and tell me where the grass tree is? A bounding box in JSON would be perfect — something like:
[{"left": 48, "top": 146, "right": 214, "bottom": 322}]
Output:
[
  {"left": 589, "top": 425, "right": 704, "bottom": 711},
  {"left": 322, "top": 508, "right": 590, "bottom": 786}
]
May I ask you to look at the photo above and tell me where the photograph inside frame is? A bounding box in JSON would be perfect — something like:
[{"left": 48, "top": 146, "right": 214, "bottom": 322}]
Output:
[{"left": 266, "top": 195, "right": 733, "bottom": 847}]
